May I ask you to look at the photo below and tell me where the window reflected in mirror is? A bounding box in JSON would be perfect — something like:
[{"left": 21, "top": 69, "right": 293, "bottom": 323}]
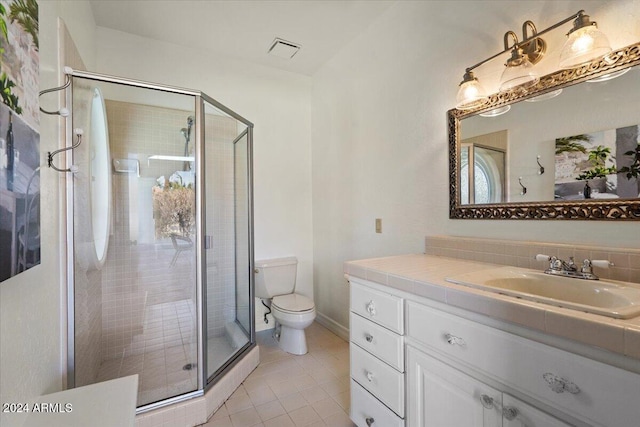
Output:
[{"left": 460, "top": 131, "right": 506, "bottom": 205}]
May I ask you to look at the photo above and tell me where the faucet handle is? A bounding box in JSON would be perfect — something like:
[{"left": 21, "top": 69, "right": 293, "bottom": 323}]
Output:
[
  {"left": 590, "top": 260, "right": 613, "bottom": 269},
  {"left": 535, "top": 254, "right": 552, "bottom": 262},
  {"left": 535, "top": 254, "right": 558, "bottom": 268},
  {"left": 581, "top": 259, "right": 613, "bottom": 275}
]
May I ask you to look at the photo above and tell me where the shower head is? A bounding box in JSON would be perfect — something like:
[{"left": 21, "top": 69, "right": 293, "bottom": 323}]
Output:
[
  {"left": 182, "top": 116, "right": 195, "bottom": 166},
  {"left": 186, "top": 116, "right": 195, "bottom": 136},
  {"left": 184, "top": 116, "right": 195, "bottom": 139}
]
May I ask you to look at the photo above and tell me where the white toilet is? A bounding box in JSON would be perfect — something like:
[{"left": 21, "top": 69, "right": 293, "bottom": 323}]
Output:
[{"left": 255, "top": 257, "right": 316, "bottom": 355}]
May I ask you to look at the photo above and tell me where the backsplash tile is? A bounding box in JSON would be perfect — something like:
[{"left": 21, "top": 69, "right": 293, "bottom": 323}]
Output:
[{"left": 425, "top": 236, "right": 640, "bottom": 284}]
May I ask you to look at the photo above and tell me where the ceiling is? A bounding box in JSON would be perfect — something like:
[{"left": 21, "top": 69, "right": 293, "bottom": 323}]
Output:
[{"left": 89, "top": 0, "right": 396, "bottom": 76}]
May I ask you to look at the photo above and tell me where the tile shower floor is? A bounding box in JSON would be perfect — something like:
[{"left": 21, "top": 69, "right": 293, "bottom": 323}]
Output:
[
  {"left": 200, "top": 322, "right": 356, "bottom": 427},
  {"left": 96, "top": 298, "right": 199, "bottom": 406},
  {"left": 96, "top": 332, "right": 239, "bottom": 407}
]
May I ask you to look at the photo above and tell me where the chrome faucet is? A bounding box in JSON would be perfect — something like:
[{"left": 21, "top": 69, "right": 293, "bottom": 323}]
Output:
[{"left": 535, "top": 254, "right": 612, "bottom": 280}]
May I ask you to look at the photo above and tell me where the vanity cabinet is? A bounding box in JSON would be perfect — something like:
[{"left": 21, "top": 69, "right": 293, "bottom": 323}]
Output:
[
  {"left": 349, "top": 281, "right": 405, "bottom": 427},
  {"left": 348, "top": 276, "right": 640, "bottom": 427},
  {"left": 406, "top": 345, "right": 502, "bottom": 426},
  {"left": 406, "top": 300, "right": 640, "bottom": 427},
  {"left": 501, "top": 395, "right": 572, "bottom": 427},
  {"left": 406, "top": 346, "right": 571, "bottom": 427}
]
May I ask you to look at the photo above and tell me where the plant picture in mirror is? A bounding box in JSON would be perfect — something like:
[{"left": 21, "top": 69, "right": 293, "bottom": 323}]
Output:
[{"left": 554, "top": 125, "right": 640, "bottom": 200}]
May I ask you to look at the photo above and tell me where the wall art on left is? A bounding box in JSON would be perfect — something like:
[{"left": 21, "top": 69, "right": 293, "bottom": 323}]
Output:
[{"left": 0, "top": 0, "right": 40, "bottom": 282}]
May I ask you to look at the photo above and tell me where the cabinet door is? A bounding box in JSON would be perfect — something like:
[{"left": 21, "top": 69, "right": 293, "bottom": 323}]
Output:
[
  {"left": 407, "top": 345, "right": 502, "bottom": 427},
  {"left": 502, "top": 394, "right": 572, "bottom": 427}
]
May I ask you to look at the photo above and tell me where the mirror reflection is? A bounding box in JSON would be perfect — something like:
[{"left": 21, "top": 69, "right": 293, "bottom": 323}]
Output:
[{"left": 459, "top": 66, "right": 640, "bottom": 205}]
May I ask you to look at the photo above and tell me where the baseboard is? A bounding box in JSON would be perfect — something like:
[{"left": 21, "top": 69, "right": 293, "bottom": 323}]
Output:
[{"left": 315, "top": 312, "right": 349, "bottom": 341}]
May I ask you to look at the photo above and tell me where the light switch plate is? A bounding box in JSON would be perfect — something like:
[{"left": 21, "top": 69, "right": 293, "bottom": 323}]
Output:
[{"left": 375, "top": 218, "right": 382, "bottom": 233}]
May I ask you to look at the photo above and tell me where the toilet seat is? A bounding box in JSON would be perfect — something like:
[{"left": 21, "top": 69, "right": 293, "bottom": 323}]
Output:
[{"left": 272, "top": 293, "right": 315, "bottom": 314}]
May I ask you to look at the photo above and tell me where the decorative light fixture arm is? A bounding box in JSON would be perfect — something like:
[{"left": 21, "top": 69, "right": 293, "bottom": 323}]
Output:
[
  {"left": 504, "top": 31, "right": 519, "bottom": 51},
  {"left": 463, "top": 10, "right": 586, "bottom": 74}
]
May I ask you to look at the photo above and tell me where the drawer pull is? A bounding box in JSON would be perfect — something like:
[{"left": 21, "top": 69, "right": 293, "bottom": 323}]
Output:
[
  {"left": 445, "top": 333, "right": 466, "bottom": 347},
  {"left": 543, "top": 373, "right": 580, "bottom": 394},
  {"left": 479, "top": 394, "right": 495, "bottom": 409},
  {"left": 503, "top": 406, "right": 519, "bottom": 421},
  {"left": 365, "top": 370, "right": 374, "bottom": 382},
  {"left": 366, "top": 300, "right": 377, "bottom": 316},
  {"left": 365, "top": 417, "right": 375, "bottom": 426},
  {"left": 364, "top": 333, "right": 374, "bottom": 343}
]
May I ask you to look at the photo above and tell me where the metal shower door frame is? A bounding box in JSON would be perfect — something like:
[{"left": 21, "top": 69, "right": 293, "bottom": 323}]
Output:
[{"left": 62, "top": 69, "right": 255, "bottom": 413}]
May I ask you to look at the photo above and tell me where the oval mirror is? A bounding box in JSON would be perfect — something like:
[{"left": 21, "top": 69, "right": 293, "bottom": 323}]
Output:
[{"left": 89, "top": 87, "right": 112, "bottom": 265}]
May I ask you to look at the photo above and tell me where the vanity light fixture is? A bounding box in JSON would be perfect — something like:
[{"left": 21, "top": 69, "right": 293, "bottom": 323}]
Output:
[
  {"left": 456, "top": 70, "right": 488, "bottom": 110},
  {"left": 499, "top": 27, "right": 542, "bottom": 92},
  {"left": 524, "top": 88, "right": 563, "bottom": 102},
  {"left": 559, "top": 13, "right": 611, "bottom": 69},
  {"left": 478, "top": 105, "right": 511, "bottom": 117},
  {"left": 455, "top": 10, "right": 611, "bottom": 110},
  {"left": 586, "top": 67, "right": 631, "bottom": 83}
]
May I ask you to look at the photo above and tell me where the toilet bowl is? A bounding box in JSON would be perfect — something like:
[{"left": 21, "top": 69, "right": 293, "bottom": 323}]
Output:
[
  {"left": 271, "top": 293, "right": 316, "bottom": 355},
  {"left": 254, "top": 257, "right": 316, "bottom": 355}
]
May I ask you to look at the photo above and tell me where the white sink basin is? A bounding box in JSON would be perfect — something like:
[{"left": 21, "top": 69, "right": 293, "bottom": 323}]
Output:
[{"left": 446, "top": 267, "right": 640, "bottom": 319}]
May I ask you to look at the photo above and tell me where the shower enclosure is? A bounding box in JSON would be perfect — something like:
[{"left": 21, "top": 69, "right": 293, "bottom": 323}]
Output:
[{"left": 66, "top": 70, "right": 254, "bottom": 411}]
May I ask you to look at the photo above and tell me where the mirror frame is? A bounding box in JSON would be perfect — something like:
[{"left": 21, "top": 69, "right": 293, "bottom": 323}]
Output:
[{"left": 449, "top": 41, "right": 640, "bottom": 220}]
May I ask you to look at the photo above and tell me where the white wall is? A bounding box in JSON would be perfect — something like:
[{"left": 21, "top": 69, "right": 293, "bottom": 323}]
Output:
[
  {"left": 311, "top": 0, "right": 640, "bottom": 330},
  {"left": 0, "top": 1, "right": 96, "bottom": 424},
  {"left": 94, "top": 27, "right": 313, "bottom": 331}
]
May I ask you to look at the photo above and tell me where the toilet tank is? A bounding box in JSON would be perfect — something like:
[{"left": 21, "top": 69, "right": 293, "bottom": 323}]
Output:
[{"left": 255, "top": 257, "right": 297, "bottom": 299}]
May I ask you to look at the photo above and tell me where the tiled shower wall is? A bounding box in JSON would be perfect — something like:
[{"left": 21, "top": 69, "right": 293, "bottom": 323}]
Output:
[
  {"left": 100, "top": 100, "right": 240, "bottom": 362},
  {"left": 425, "top": 235, "right": 640, "bottom": 284},
  {"left": 101, "top": 100, "right": 196, "bottom": 361}
]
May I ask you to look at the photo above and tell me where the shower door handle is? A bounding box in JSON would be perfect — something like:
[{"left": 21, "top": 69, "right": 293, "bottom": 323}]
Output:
[{"left": 205, "top": 235, "right": 213, "bottom": 250}]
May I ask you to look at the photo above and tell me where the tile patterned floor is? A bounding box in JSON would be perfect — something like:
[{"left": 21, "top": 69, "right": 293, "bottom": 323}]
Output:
[
  {"left": 96, "top": 299, "right": 199, "bottom": 406},
  {"left": 199, "top": 322, "right": 356, "bottom": 427}
]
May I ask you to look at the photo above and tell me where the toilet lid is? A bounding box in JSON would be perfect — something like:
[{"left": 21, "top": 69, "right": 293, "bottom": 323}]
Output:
[{"left": 272, "top": 294, "right": 315, "bottom": 312}]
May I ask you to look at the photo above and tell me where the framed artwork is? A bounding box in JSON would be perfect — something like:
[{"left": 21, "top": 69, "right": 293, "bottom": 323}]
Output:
[
  {"left": 0, "top": 0, "right": 39, "bottom": 282},
  {"left": 555, "top": 125, "right": 640, "bottom": 200}
]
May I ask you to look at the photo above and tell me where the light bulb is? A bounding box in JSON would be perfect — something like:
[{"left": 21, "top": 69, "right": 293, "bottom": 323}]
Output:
[
  {"left": 571, "top": 28, "right": 595, "bottom": 55},
  {"left": 559, "top": 16, "right": 611, "bottom": 69}
]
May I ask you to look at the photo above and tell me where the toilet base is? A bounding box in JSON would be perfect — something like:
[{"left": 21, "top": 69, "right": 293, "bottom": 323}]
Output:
[{"left": 276, "top": 324, "right": 308, "bottom": 355}]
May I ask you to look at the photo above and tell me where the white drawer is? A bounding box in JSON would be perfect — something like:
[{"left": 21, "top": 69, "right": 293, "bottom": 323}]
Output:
[
  {"left": 350, "top": 343, "right": 404, "bottom": 417},
  {"left": 351, "top": 379, "right": 404, "bottom": 427},
  {"left": 350, "top": 312, "right": 404, "bottom": 372},
  {"left": 406, "top": 301, "right": 640, "bottom": 427},
  {"left": 350, "top": 280, "right": 403, "bottom": 334}
]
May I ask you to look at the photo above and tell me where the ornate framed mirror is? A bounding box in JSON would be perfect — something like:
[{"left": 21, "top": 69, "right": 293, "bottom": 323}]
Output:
[{"left": 449, "top": 41, "right": 640, "bottom": 220}]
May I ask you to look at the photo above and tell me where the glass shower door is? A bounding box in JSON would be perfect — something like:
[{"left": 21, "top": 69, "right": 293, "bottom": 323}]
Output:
[
  {"left": 202, "top": 99, "right": 251, "bottom": 381},
  {"left": 71, "top": 77, "right": 199, "bottom": 407}
]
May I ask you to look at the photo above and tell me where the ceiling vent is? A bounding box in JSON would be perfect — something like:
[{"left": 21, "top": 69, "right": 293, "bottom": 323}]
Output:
[{"left": 268, "top": 38, "right": 301, "bottom": 59}]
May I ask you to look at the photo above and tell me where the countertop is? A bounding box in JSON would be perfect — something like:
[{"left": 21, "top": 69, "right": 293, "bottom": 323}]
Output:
[{"left": 344, "top": 254, "right": 640, "bottom": 362}]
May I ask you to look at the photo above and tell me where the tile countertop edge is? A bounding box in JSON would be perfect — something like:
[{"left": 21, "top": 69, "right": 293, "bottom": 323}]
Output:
[{"left": 344, "top": 254, "right": 640, "bottom": 362}]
